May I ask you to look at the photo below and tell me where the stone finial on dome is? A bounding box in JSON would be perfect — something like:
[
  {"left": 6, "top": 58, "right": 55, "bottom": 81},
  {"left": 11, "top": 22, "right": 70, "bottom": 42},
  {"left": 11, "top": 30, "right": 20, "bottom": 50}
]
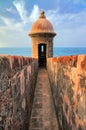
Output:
[{"left": 39, "top": 11, "right": 46, "bottom": 18}]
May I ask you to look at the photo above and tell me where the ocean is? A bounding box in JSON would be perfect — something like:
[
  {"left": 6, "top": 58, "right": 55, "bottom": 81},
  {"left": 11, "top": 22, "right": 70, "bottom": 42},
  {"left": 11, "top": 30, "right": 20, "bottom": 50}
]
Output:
[{"left": 0, "top": 47, "right": 86, "bottom": 57}]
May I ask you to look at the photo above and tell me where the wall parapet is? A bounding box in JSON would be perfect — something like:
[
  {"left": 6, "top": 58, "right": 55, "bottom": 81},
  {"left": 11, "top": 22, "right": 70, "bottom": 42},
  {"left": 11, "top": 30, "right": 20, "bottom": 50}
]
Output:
[
  {"left": 47, "top": 55, "right": 86, "bottom": 130},
  {"left": 0, "top": 55, "right": 38, "bottom": 130}
]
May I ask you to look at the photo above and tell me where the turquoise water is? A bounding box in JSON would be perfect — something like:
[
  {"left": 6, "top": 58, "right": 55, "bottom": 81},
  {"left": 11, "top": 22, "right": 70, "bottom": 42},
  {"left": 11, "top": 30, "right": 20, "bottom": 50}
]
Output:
[{"left": 0, "top": 47, "right": 86, "bottom": 57}]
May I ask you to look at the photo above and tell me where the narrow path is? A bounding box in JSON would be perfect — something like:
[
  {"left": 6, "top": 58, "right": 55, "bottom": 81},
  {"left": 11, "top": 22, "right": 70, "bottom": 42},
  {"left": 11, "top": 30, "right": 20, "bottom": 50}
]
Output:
[{"left": 29, "top": 68, "right": 59, "bottom": 130}]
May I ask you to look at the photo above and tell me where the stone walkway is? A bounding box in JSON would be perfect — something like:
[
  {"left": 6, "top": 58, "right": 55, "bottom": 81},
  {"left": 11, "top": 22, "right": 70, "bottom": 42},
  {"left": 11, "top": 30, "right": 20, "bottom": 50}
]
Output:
[{"left": 29, "top": 69, "right": 59, "bottom": 130}]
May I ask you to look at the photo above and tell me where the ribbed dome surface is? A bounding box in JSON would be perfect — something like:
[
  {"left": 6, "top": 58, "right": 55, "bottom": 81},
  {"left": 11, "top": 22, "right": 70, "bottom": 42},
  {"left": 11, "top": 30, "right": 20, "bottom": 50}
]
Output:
[{"left": 29, "top": 11, "right": 56, "bottom": 35}]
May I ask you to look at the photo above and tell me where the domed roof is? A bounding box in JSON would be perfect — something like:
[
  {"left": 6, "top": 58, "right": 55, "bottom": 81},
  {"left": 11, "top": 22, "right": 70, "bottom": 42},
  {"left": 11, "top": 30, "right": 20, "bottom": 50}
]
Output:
[{"left": 29, "top": 11, "right": 56, "bottom": 36}]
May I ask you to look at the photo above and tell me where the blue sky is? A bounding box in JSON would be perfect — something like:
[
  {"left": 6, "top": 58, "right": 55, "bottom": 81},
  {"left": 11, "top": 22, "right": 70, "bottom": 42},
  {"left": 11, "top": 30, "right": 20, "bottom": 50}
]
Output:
[{"left": 0, "top": 0, "right": 86, "bottom": 47}]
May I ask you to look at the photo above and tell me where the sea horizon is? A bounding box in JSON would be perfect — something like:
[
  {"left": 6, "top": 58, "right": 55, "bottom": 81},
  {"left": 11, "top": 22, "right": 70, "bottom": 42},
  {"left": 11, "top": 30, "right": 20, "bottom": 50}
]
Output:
[{"left": 0, "top": 47, "right": 86, "bottom": 57}]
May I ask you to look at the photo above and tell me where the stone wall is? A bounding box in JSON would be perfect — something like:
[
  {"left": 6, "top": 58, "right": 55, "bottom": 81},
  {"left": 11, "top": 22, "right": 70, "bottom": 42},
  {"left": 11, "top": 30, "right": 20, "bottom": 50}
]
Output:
[
  {"left": 0, "top": 55, "right": 38, "bottom": 130},
  {"left": 47, "top": 55, "right": 86, "bottom": 130},
  {"left": 31, "top": 35, "right": 53, "bottom": 58}
]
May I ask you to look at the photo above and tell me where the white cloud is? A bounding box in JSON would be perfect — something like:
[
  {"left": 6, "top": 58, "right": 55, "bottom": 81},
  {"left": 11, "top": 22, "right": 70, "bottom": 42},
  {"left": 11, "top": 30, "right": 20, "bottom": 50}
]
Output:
[
  {"left": 13, "top": 0, "right": 40, "bottom": 23},
  {"left": 6, "top": 7, "right": 17, "bottom": 14},
  {"left": 45, "top": 8, "right": 86, "bottom": 46},
  {"left": 46, "top": 8, "right": 86, "bottom": 29},
  {"left": 29, "top": 5, "right": 40, "bottom": 22},
  {"left": 0, "top": 15, "right": 16, "bottom": 28},
  {"left": 0, "top": 16, "right": 12, "bottom": 26},
  {"left": 0, "top": 15, "right": 24, "bottom": 31},
  {"left": 0, "top": 1, "right": 39, "bottom": 47},
  {"left": 0, "top": 0, "right": 86, "bottom": 47},
  {"left": 13, "top": 0, "right": 28, "bottom": 23},
  {"left": 0, "top": 24, "right": 31, "bottom": 47},
  {"left": 0, "top": 14, "right": 29, "bottom": 47}
]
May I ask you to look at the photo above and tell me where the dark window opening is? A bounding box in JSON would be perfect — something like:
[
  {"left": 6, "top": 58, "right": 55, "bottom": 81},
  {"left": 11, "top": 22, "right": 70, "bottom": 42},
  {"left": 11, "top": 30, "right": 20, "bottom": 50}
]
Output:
[{"left": 38, "top": 44, "right": 46, "bottom": 67}]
